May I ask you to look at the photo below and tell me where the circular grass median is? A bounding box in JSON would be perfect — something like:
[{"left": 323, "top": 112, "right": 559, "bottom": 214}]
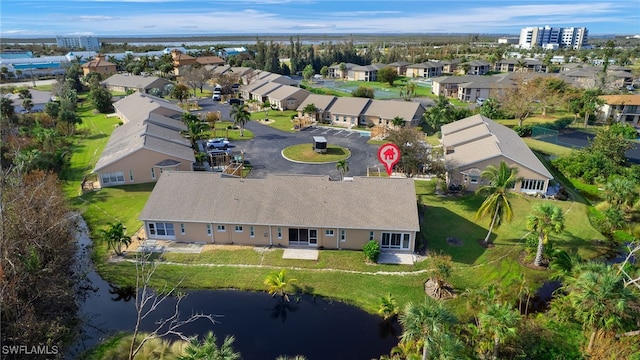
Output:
[{"left": 282, "top": 143, "right": 351, "bottom": 163}]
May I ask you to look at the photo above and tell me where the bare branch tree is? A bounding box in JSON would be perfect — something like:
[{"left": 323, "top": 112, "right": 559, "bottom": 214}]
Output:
[
  {"left": 128, "top": 250, "right": 219, "bottom": 360},
  {"left": 616, "top": 240, "right": 640, "bottom": 291}
]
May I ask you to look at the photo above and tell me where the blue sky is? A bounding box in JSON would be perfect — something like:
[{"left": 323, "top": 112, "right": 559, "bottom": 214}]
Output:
[{"left": 1, "top": 0, "right": 639, "bottom": 37}]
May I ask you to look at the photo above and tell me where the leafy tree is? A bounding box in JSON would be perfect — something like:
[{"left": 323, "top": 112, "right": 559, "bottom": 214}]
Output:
[
  {"left": 422, "top": 95, "right": 472, "bottom": 134},
  {"left": 230, "top": 103, "right": 251, "bottom": 137},
  {"left": 172, "top": 83, "right": 190, "bottom": 103},
  {"left": 378, "top": 67, "right": 398, "bottom": 86},
  {"left": 302, "top": 64, "right": 315, "bottom": 80},
  {"left": 58, "top": 107, "right": 82, "bottom": 135},
  {"left": 181, "top": 65, "right": 211, "bottom": 96},
  {"left": 21, "top": 98, "right": 34, "bottom": 113},
  {"left": 498, "top": 75, "right": 542, "bottom": 127},
  {"left": 567, "top": 89, "right": 604, "bottom": 127},
  {"left": 261, "top": 99, "right": 273, "bottom": 118},
  {"left": 477, "top": 303, "right": 520, "bottom": 359},
  {"left": 352, "top": 86, "right": 375, "bottom": 99},
  {"left": 336, "top": 159, "right": 349, "bottom": 181},
  {"left": 339, "top": 62, "right": 347, "bottom": 79},
  {"left": 302, "top": 103, "right": 319, "bottom": 122},
  {"left": 179, "top": 332, "right": 241, "bottom": 360},
  {"left": 181, "top": 116, "right": 208, "bottom": 150},
  {"left": 99, "top": 222, "right": 132, "bottom": 256},
  {"left": 264, "top": 269, "right": 297, "bottom": 302},
  {"left": 1, "top": 97, "right": 15, "bottom": 120},
  {"left": 475, "top": 162, "right": 520, "bottom": 246},
  {"left": 362, "top": 240, "right": 380, "bottom": 262},
  {"left": 526, "top": 204, "right": 565, "bottom": 266},
  {"left": 399, "top": 298, "right": 458, "bottom": 360},
  {"left": 320, "top": 65, "right": 329, "bottom": 78},
  {"left": 44, "top": 101, "right": 60, "bottom": 120},
  {"left": 479, "top": 97, "right": 505, "bottom": 119},
  {"left": 386, "top": 126, "right": 430, "bottom": 178},
  {"left": 603, "top": 176, "right": 637, "bottom": 211},
  {"left": 399, "top": 82, "right": 416, "bottom": 101},
  {"left": 530, "top": 77, "right": 571, "bottom": 117},
  {"left": 88, "top": 86, "right": 114, "bottom": 113}
]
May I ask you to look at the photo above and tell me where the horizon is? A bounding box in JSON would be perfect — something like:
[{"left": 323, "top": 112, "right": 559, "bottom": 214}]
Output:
[{"left": 1, "top": 1, "right": 638, "bottom": 38}]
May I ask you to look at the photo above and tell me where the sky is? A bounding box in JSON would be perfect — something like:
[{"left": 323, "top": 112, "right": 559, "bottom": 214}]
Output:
[{"left": 1, "top": 0, "right": 639, "bottom": 38}]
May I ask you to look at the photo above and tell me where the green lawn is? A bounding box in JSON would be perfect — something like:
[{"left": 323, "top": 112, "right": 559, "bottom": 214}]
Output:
[
  {"left": 209, "top": 121, "right": 254, "bottom": 140},
  {"left": 250, "top": 110, "right": 298, "bottom": 132},
  {"left": 282, "top": 143, "right": 350, "bottom": 162}
]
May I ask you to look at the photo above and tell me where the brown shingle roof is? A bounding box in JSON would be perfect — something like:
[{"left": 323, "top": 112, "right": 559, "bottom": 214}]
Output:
[{"left": 599, "top": 94, "right": 640, "bottom": 106}]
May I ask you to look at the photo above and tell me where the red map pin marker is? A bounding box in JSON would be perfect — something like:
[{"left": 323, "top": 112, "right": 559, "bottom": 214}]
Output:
[{"left": 377, "top": 143, "right": 400, "bottom": 176}]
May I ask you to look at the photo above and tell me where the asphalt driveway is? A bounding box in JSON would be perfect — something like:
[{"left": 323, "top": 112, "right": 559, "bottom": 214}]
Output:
[{"left": 196, "top": 98, "right": 384, "bottom": 179}]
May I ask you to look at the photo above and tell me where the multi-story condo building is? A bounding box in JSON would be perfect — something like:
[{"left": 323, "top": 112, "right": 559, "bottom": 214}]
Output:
[
  {"left": 56, "top": 36, "right": 100, "bottom": 51},
  {"left": 519, "top": 26, "right": 588, "bottom": 50}
]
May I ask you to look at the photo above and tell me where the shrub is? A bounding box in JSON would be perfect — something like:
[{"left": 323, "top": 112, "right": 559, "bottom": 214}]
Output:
[
  {"left": 609, "top": 122, "right": 638, "bottom": 139},
  {"left": 362, "top": 240, "right": 381, "bottom": 262},
  {"left": 514, "top": 125, "right": 532, "bottom": 137}
]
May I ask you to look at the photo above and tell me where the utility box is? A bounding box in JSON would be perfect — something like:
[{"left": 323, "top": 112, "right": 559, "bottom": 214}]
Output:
[{"left": 313, "top": 136, "right": 327, "bottom": 153}]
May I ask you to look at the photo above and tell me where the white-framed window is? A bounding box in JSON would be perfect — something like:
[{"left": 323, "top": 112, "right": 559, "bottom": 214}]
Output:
[
  {"left": 151, "top": 168, "right": 156, "bottom": 179},
  {"left": 470, "top": 175, "right": 479, "bottom": 184},
  {"left": 340, "top": 230, "right": 346, "bottom": 242},
  {"left": 235, "top": 225, "right": 243, "bottom": 232},
  {"left": 277, "top": 227, "right": 282, "bottom": 239},
  {"left": 250, "top": 226, "right": 255, "bottom": 238},
  {"left": 325, "top": 229, "right": 334, "bottom": 236},
  {"left": 217, "top": 225, "right": 226, "bottom": 232},
  {"left": 180, "top": 223, "right": 185, "bottom": 235},
  {"left": 206, "top": 224, "right": 212, "bottom": 235},
  {"left": 100, "top": 171, "right": 125, "bottom": 185},
  {"left": 381, "top": 232, "right": 411, "bottom": 250},
  {"left": 147, "top": 222, "right": 175, "bottom": 239},
  {"left": 369, "top": 231, "right": 375, "bottom": 241},
  {"left": 521, "top": 179, "right": 545, "bottom": 191},
  {"left": 129, "top": 169, "right": 134, "bottom": 182}
]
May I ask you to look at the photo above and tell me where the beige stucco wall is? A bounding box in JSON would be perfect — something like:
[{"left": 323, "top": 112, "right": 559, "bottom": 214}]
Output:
[
  {"left": 144, "top": 221, "right": 417, "bottom": 251},
  {"left": 97, "top": 148, "right": 193, "bottom": 187}
]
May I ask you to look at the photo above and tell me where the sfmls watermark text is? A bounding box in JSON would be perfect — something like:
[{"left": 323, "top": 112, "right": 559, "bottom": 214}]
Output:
[{"left": 2, "top": 345, "right": 59, "bottom": 355}]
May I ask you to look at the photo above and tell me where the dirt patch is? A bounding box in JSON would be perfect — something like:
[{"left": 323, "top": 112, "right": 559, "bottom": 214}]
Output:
[
  {"left": 446, "top": 237, "right": 463, "bottom": 246},
  {"left": 517, "top": 251, "right": 549, "bottom": 271},
  {"left": 476, "top": 239, "right": 495, "bottom": 248},
  {"left": 257, "top": 119, "right": 275, "bottom": 124},
  {"left": 424, "top": 278, "right": 456, "bottom": 299}
]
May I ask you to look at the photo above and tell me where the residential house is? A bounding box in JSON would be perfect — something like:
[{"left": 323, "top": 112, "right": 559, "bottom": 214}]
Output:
[
  {"left": 348, "top": 63, "right": 386, "bottom": 82},
  {"left": 266, "top": 85, "right": 310, "bottom": 111},
  {"left": 441, "top": 115, "right": 553, "bottom": 194},
  {"left": 457, "top": 75, "right": 515, "bottom": 103},
  {"left": 598, "top": 94, "right": 640, "bottom": 127},
  {"left": 362, "top": 100, "right": 425, "bottom": 127},
  {"left": 406, "top": 62, "right": 443, "bottom": 78},
  {"left": 328, "top": 63, "right": 358, "bottom": 79},
  {"left": 81, "top": 54, "right": 117, "bottom": 76},
  {"left": 466, "top": 60, "right": 491, "bottom": 75},
  {"left": 431, "top": 75, "right": 478, "bottom": 98},
  {"left": 101, "top": 74, "right": 173, "bottom": 95},
  {"left": 171, "top": 50, "right": 197, "bottom": 75},
  {"left": 3, "top": 89, "right": 52, "bottom": 113},
  {"left": 387, "top": 61, "right": 411, "bottom": 76},
  {"left": 249, "top": 81, "right": 283, "bottom": 103},
  {"left": 258, "top": 72, "right": 298, "bottom": 86},
  {"left": 440, "top": 59, "right": 462, "bottom": 74},
  {"left": 496, "top": 59, "right": 547, "bottom": 73},
  {"left": 93, "top": 93, "right": 194, "bottom": 188},
  {"left": 325, "top": 97, "right": 372, "bottom": 127},
  {"left": 239, "top": 79, "right": 269, "bottom": 100},
  {"left": 195, "top": 56, "right": 225, "bottom": 67},
  {"left": 139, "top": 172, "right": 420, "bottom": 251},
  {"left": 296, "top": 94, "right": 338, "bottom": 123}
]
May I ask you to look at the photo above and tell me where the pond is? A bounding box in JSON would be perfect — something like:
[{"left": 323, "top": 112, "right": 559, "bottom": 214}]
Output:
[{"left": 68, "top": 217, "right": 400, "bottom": 359}]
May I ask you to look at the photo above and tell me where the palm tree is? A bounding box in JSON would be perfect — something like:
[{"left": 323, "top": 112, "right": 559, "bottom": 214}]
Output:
[
  {"left": 478, "top": 303, "right": 520, "bottom": 360},
  {"left": 230, "top": 103, "right": 251, "bottom": 137},
  {"left": 399, "top": 298, "right": 457, "bottom": 360},
  {"left": 99, "top": 222, "right": 131, "bottom": 256},
  {"left": 475, "top": 161, "right": 521, "bottom": 246},
  {"left": 515, "top": 59, "right": 528, "bottom": 73},
  {"left": 181, "top": 118, "right": 208, "bottom": 150},
  {"left": 336, "top": 159, "right": 349, "bottom": 181},
  {"left": 264, "top": 269, "right": 297, "bottom": 302},
  {"left": 378, "top": 293, "right": 399, "bottom": 320},
  {"left": 391, "top": 116, "right": 405, "bottom": 128},
  {"left": 179, "top": 332, "right": 240, "bottom": 360},
  {"left": 21, "top": 98, "right": 34, "bottom": 113},
  {"left": 526, "top": 203, "right": 565, "bottom": 266},
  {"left": 604, "top": 176, "right": 637, "bottom": 211},
  {"left": 302, "top": 103, "right": 319, "bottom": 122},
  {"left": 563, "top": 262, "right": 638, "bottom": 354}
]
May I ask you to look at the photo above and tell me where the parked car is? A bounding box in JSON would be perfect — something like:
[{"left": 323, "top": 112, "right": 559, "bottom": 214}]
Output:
[
  {"left": 476, "top": 98, "right": 486, "bottom": 105},
  {"left": 229, "top": 98, "right": 244, "bottom": 106},
  {"left": 206, "top": 138, "right": 230, "bottom": 150},
  {"left": 212, "top": 93, "right": 221, "bottom": 101}
]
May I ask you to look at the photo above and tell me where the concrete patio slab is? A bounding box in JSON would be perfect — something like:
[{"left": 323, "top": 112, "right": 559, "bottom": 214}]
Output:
[
  {"left": 378, "top": 251, "right": 415, "bottom": 265},
  {"left": 136, "top": 240, "right": 204, "bottom": 254},
  {"left": 282, "top": 248, "right": 319, "bottom": 260}
]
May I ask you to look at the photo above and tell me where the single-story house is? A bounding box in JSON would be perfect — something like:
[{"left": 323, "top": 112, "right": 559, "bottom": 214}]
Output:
[
  {"left": 296, "top": 94, "right": 338, "bottom": 123},
  {"left": 250, "top": 81, "right": 283, "bottom": 103},
  {"left": 139, "top": 172, "right": 420, "bottom": 251},
  {"left": 325, "top": 97, "right": 372, "bottom": 127},
  {"left": 101, "top": 74, "right": 173, "bottom": 96},
  {"left": 598, "top": 94, "right": 640, "bottom": 127},
  {"left": 4, "top": 89, "right": 52, "bottom": 113},
  {"left": 81, "top": 54, "right": 117, "bottom": 76},
  {"left": 239, "top": 79, "right": 269, "bottom": 100},
  {"left": 362, "top": 100, "right": 425, "bottom": 127},
  {"left": 93, "top": 93, "right": 194, "bottom": 188},
  {"left": 259, "top": 72, "right": 298, "bottom": 86},
  {"left": 266, "top": 85, "right": 310, "bottom": 111},
  {"left": 406, "top": 62, "right": 443, "bottom": 78},
  {"left": 441, "top": 114, "right": 553, "bottom": 194}
]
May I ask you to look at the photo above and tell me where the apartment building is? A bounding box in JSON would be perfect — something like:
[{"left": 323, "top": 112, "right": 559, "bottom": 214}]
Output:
[{"left": 519, "top": 26, "right": 588, "bottom": 50}]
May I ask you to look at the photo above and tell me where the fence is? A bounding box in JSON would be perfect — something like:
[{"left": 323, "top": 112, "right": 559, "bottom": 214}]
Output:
[{"left": 531, "top": 126, "right": 583, "bottom": 149}]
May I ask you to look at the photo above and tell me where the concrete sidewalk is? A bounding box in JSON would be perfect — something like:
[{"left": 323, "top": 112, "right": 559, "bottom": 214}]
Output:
[
  {"left": 282, "top": 248, "right": 319, "bottom": 260},
  {"left": 378, "top": 251, "right": 416, "bottom": 265}
]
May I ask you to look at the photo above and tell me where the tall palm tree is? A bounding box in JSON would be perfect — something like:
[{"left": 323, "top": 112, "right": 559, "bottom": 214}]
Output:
[
  {"left": 563, "top": 262, "right": 638, "bottom": 354},
  {"left": 230, "top": 103, "right": 251, "bottom": 137},
  {"left": 264, "top": 269, "right": 297, "bottom": 302},
  {"left": 515, "top": 59, "right": 528, "bottom": 73},
  {"left": 399, "top": 298, "right": 457, "bottom": 360},
  {"left": 478, "top": 303, "right": 520, "bottom": 360},
  {"left": 475, "top": 161, "right": 521, "bottom": 246},
  {"left": 526, "top": 203, "right": 565, "bottom": 266},
  {"left": 99, "top": 222, "right": 131, "bottom": 256},
  {"left": 336, "top": 159, "right": 349, "bottom": 181},
  {"left": 181, "top": 118, "right": 208, "bottom": 150},
  {"left": 179, "top": 332, "right": 240, "bottom": 360}
]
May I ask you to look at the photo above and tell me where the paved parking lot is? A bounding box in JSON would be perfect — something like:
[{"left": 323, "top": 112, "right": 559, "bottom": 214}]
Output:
[{"left": 196, "top": 98, "right": 384, "bottom": 179}]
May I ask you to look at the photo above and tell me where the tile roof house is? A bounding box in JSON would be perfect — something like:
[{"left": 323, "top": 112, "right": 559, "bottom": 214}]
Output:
[
  {"left": 139, "top": 172, "right": 420, "bottom": 251},
  {"left": 441, "top": 115, "right": 553, "bottom": 194},
  {"left": 93, "top": 93, "right": 194, "bottom": 188},
  {"left": 598, "top": 94, "right": 640, "bottom": 127},
  {"left": 101, "top": 74, "right": 173, "bottom": 95},
  {"left": 81, "top": 54, "right": 117, "bottom": 76},
  {"left": 296, "top": 94, "right": 338, "bottom": 123},
  {"left": 406, "top": 62, "right": 443, "bottom": 78},
  {"left": 195, "top": 56, "right": 225, "bottom": 67},
  {"left": 266, "top": 85, "right": 310, "bottom": 111}
]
